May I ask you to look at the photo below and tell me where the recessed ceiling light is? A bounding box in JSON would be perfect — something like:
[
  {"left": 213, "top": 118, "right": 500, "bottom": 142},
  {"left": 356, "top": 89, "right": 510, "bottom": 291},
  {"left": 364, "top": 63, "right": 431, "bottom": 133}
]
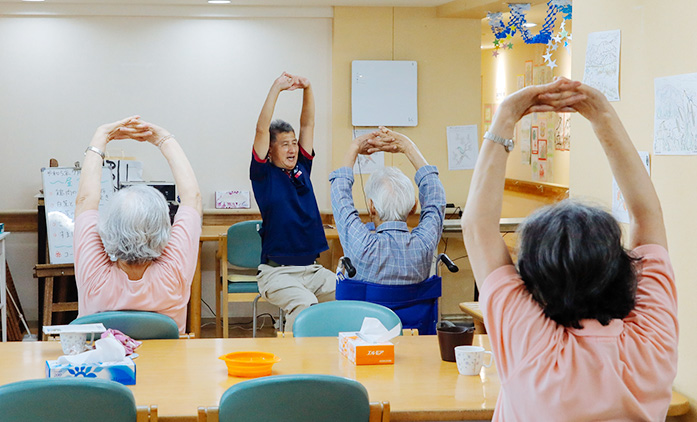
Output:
[
  {"left": 523, "top": 22, "right": 537, "bottom": 28},
  {"left": 208, "top": 0, "right": 231, "bottom": 3},
  {"left": 22, "top": 0, "right": 46, "bottom": 2}
]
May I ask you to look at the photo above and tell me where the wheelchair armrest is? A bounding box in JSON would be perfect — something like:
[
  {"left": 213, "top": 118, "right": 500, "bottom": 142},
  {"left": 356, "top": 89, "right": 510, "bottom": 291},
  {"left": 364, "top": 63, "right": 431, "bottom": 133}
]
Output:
[
  {"left": 439, "top": 253, "right": 459, "bottom": 273},
  {"left": 340, "top": 256, "right": 357, "bottom": 278}
]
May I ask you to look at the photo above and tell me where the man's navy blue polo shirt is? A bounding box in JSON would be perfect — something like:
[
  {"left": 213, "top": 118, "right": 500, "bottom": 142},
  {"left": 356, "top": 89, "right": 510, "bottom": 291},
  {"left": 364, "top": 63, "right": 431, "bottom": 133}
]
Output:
[{"left": 250, "top": 146, "right": 328, "bottom": 265}]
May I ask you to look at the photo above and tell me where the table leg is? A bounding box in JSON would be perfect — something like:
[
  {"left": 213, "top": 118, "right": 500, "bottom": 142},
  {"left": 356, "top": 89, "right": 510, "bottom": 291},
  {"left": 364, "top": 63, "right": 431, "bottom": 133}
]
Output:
[
  {"left": 188, "top": 240, "right": 203, "bottom": 338},
  {"left": 42, "top": 277, "right": 54, "bottom": 341}
]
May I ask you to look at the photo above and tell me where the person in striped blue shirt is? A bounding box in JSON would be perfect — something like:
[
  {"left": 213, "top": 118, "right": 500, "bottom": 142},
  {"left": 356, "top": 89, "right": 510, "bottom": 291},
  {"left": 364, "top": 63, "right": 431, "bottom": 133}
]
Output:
[{"left": 330, "top": 128, "right": 445, "bottom": 285}]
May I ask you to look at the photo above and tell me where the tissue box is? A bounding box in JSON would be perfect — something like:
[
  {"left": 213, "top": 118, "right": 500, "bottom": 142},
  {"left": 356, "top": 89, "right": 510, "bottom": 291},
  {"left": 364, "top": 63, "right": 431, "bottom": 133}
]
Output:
[
  {"left": 339, "top": 332, "right": 394, "bottom": 365},
  {"left": 215, "top": 191, "right": 250, "bottom": 209},
  {"left": 45, "top": 358, "right": 136, "bottom": 385}
]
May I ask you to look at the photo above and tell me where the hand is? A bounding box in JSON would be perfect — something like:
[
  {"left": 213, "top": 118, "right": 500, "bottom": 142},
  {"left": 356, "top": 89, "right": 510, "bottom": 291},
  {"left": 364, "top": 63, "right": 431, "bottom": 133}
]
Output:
[
  {"left": 495, "top": 77, "right": 585, "bottom": 126},
  {"left": 559, "top": 82, "right": 612, "bottom": 122},
  {"left": 131, "top": 120, "right": 172, "bottom": 146},
  {"left": 368, "top": 127, "right": 415, "bottom": 154},
  {"left": 293, "top": 75, "right": 311, "bottom": 89},
  {"left": 351, "top": 131, "right": 381, "bottom": 155},
  {"left": 91, "top": 116, "right": 145, "bottom": 147},
  {"left": 272, "top": 72, "right": 297, "bottom": 92}
]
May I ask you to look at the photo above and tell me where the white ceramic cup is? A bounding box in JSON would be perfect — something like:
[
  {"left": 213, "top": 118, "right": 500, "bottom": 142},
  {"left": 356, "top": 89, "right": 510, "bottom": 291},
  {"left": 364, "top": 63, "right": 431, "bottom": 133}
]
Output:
[
  {"left": 59, "top": 332, "right": 87, "bottom": 355},
  {"left": 454, "top": 345, "right": 493, "bottom": 376}
]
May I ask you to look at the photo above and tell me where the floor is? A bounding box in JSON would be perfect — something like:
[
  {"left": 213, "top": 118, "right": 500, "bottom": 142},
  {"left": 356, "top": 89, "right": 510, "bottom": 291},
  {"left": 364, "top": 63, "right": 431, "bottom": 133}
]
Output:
[{"left": 199, "top": 316, "right": 278, "bottom": 339}]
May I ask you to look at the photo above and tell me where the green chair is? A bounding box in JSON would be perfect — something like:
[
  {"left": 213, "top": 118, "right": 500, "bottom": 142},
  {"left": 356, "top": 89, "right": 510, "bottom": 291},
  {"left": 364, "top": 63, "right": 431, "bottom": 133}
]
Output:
[
  {"left": 197, "top": 374, "right": 388, "bottom": 422},
  {"left": 217, "top": 220, "right": 282, "bottom": 338},
  {"left": 292, "top": 300, "right": 402, "bottom": 338},
  {"left": 70, "top": 310, "right": 179, "bottom": 340},
  {"left": 0, "top": 378, "right": 157, "bottom": 422}
]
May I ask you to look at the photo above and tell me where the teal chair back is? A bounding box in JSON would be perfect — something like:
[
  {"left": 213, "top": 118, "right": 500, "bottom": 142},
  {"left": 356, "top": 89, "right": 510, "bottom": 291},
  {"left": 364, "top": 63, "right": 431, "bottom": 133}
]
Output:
[
  {"left": 70, "top": 310, "right": 179, "bottom": 339},
  {"left": 219, "top": 374, "right": 370, "bottom": 422},
  {"left": 292, "top": 300, "right": 402, "bottom": 338},
  {"left": 0, "top": 378, "right": 137, "bottom": 422},
  {"left": 227, "top": 220, "right": 262, "bottom": 268}
]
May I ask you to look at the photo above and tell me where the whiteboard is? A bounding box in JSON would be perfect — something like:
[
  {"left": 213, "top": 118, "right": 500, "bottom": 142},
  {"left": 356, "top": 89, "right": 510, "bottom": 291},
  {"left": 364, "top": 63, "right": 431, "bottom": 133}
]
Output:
[
  {"left": 351, "top": 60, "right": 418, "bottom": 127},
  {"left": 41, "top": 167, "right": 115, "bottom": 264}
]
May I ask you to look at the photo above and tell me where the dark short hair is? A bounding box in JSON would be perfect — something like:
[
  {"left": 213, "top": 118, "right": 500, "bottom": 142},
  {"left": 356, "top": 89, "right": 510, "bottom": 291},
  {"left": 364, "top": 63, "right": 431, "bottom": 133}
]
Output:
[
  {"left": 516, "top": 200, "right": 641, "bottom": 329},
  {"left": 269, "top": 119, "right": 295, "bottom": 144}
]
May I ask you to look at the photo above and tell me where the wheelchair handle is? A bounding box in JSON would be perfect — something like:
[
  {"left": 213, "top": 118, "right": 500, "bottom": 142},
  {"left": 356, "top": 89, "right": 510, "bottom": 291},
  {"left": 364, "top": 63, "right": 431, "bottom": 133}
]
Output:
[
  {"left": 439, "top": 254, "right": 459, "bottom": 273},
  {"left": 340, "top": 256, "right": 357, "bottom": 278}
]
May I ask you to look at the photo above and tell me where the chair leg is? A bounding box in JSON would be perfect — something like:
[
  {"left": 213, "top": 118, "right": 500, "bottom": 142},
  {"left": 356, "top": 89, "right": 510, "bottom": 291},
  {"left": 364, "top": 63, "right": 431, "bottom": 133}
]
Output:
[
  {"left": 279, "top": 308, "right": 284, "bottom": 333},
  {"left": 222, "top": 288, "right": 229, "bottom": 339},
  {"left": 252, "top": 294, "right": 261, "bottom": 338},
  {"left": 215, "top": 259, "right": 222, "bottom": 338}
]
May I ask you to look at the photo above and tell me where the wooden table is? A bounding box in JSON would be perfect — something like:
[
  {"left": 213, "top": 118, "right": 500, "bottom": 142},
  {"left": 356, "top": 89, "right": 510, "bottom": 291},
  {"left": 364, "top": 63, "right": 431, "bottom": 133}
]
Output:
[
  {"left": 459, "top": 301, "right": 486, "bottom": 334},
  {"left": 0, "top": 335, "right": 499, "bottom": 422},
  {"left": 441, "top": 218, "right": 522, "bottom": 239}
]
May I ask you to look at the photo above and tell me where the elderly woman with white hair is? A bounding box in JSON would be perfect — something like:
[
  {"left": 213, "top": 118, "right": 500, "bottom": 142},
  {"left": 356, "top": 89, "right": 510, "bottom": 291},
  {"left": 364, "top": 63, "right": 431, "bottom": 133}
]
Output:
[
  {"left": 74, "top": 116, "right": 202, "bottom": 334},
  {"left": 329, "top": 127, "right": 446, "bottom": 285}
]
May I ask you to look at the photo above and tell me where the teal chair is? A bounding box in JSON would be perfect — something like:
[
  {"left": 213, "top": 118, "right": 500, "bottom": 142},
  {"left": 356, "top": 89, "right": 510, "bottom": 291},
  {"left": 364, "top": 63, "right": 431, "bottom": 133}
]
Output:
[
  {"left": 292, "top": 300, "right": 402, "bottom": 338},
  {"left": 0, "top": 378, "right": 157, "bottom": 422},
  {"left": 70, "top": 310, "right": 179, "bottom": 340},
  {"left": 197, "top": 374, "right": 388, "bottom": 422},
  {"left": 217, "top": 220, "right": 283, "bottom": 338}
]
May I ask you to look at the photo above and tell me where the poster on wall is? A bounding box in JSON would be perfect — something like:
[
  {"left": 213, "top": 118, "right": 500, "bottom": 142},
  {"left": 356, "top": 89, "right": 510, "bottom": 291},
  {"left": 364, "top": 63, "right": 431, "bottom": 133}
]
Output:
[
  {"left": 533, "top": 65, "right": 552, "bottom": 86},
  {"left": 583, "top": 29, "right": 621, "bottom": 101},
  {"left": 538, "top": 139, "right": 548, "bottom": 160},
  {"left": 447, "top": 125, "right": 479, "bottom": 170},
  {"left": 531, "top": 126, "right": 539, "bottom": 154},
  {"left": 524, "top": 60, "right": 533, "bottom": 87},
  {"left": 555, "top": 114, "right": 571, "bottom": 151},
  {"left": 654, "top": 72, "right": 697, "bottom": 155},
  {"left": 484, "top": 104, "right": 492, "bottom": 123},
  {"left": 612, "top": 151, "right": 650, "bottom": 223},
  {"left": 517, "top": 74, "right": 525, "bottom": 91},
  {"left": 519, "top": 115, "right": 532, "bottom": 164}
]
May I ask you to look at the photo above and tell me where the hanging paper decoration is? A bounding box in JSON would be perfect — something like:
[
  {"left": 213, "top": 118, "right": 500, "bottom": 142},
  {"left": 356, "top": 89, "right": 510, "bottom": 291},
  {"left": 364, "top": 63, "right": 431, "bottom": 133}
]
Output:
[
  {"left": 488, "top": 0, "right": 572, "bottom": 58},
  {"left": 542, "top": 2, "right": 572, "bottom": 70}
]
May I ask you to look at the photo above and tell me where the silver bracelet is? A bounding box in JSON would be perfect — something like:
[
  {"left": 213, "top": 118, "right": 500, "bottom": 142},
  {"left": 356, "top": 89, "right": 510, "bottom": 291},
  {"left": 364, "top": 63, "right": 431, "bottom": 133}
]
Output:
[
  {"left": 84, "top": 145, "right": 105, "bottom": 159},
  {"left": 155, "top": 134, "right": 174, "bottom": 148}
]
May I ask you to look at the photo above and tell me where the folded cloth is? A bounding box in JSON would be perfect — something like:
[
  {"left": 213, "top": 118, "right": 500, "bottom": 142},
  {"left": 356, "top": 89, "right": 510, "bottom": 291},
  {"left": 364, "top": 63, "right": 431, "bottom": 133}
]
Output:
[{"left": 102, "top": 329, "right": 142, "bottom": 356}]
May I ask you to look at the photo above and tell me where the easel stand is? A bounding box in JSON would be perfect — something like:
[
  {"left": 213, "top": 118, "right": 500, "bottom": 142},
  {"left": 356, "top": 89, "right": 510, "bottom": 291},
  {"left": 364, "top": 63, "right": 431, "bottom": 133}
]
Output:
[
  {"left": 33, "top": 264, "right": 77, "bottom": 341},
  {"left": 5, "top": 263, "right": 27, "bottom": 341}
]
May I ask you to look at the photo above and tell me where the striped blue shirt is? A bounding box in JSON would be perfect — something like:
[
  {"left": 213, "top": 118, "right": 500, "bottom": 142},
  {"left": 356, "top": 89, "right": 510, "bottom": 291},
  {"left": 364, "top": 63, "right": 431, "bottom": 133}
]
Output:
[{"left": 329, "top": 165, "right": 445, "bottom": 285}]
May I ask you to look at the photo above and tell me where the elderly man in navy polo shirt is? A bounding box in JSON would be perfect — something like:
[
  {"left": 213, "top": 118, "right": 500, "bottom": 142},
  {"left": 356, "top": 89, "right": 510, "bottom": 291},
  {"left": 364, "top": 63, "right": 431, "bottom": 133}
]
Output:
[
  {"left": 250, "top": 72, "right": 335, "bottom": 332},
  {"left": 329, "top": 128, "right": 446, "bottom": 285}
]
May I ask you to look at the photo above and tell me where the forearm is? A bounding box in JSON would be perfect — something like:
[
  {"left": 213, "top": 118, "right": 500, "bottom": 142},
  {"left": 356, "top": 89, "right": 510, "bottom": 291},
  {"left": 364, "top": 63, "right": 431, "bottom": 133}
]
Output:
[
  {"left": 300, "top": 85, "right": 315, "bottom": 130},
  {"left": 343, "top": 143, "right": 359, "bottom": 168},
  {"left": 75, "top": 136, "right": 107, "bottom": 216},
  {"left": 404, "top": 142, "right": 428, "bottom": 170},
  {"left": 299, "top": 85, "right": 315, "bottom": 152},
  {"left": 254, "top": 86, "right": 281, "bottom": 157},
  {"left": 461, "top": 114, "right": 515, "bottom": 282},
  {"left": 160, "top": 138, "right": 202, "bottom": 216},
  {"left": 591, "top": 109, "right": 665, "bottom": 247}
]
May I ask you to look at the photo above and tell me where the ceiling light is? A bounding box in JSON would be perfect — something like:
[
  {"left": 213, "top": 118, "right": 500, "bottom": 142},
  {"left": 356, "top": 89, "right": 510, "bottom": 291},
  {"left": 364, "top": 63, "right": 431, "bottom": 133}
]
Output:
[
  {"left": 208, "top": 0, "right": 231, "bottom": 3},
  {"left": 22, "top": 0, "right": 46, "bottom": 2},
  {"left": 523, "top": 22, "right": 537, "bottom": 28}
]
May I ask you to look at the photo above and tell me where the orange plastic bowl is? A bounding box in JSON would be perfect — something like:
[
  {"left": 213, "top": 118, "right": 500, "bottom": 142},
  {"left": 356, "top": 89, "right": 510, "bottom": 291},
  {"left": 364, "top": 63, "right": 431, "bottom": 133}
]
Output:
[{"left": 219, "top": 351, "right": 281, "bottom": 378}]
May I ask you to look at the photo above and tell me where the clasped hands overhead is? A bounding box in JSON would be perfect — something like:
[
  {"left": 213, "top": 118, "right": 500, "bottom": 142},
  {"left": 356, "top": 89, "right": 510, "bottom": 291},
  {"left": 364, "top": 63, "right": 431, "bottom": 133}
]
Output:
[
  {"left": 352, "top": 127, "right": 417, "bottom": 156},
  {"left": 93, "top": 115, "right": 173, "bottom": 147}
]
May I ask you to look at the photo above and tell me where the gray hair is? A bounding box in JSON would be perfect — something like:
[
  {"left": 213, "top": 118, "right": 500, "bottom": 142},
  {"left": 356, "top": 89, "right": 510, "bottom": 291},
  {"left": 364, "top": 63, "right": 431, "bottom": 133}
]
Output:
[
  {"left": 98, "top": 185, "right": 172, "bottom": 264},
  {"left": 365, "top": 167, "right": 415, "bottom": 222}
]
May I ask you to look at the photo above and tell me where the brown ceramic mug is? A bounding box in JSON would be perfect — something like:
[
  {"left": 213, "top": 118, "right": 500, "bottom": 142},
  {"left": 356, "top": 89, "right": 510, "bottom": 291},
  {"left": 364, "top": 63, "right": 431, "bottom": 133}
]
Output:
[{"left": 437, "top": 325, "right": 475, "bottom": 362}]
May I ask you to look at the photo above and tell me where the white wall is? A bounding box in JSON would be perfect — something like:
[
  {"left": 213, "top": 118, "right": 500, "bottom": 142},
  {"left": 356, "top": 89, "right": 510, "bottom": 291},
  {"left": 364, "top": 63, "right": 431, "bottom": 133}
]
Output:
[{"left": 0, "top": 7, "right": 332, "bottom": 322}]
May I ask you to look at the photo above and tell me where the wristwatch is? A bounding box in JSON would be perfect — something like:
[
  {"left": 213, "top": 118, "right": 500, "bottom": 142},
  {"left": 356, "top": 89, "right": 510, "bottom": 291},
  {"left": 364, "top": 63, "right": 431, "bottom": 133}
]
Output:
[{"left": 484, "top": 131, "right": 514, "bottom": 153}]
